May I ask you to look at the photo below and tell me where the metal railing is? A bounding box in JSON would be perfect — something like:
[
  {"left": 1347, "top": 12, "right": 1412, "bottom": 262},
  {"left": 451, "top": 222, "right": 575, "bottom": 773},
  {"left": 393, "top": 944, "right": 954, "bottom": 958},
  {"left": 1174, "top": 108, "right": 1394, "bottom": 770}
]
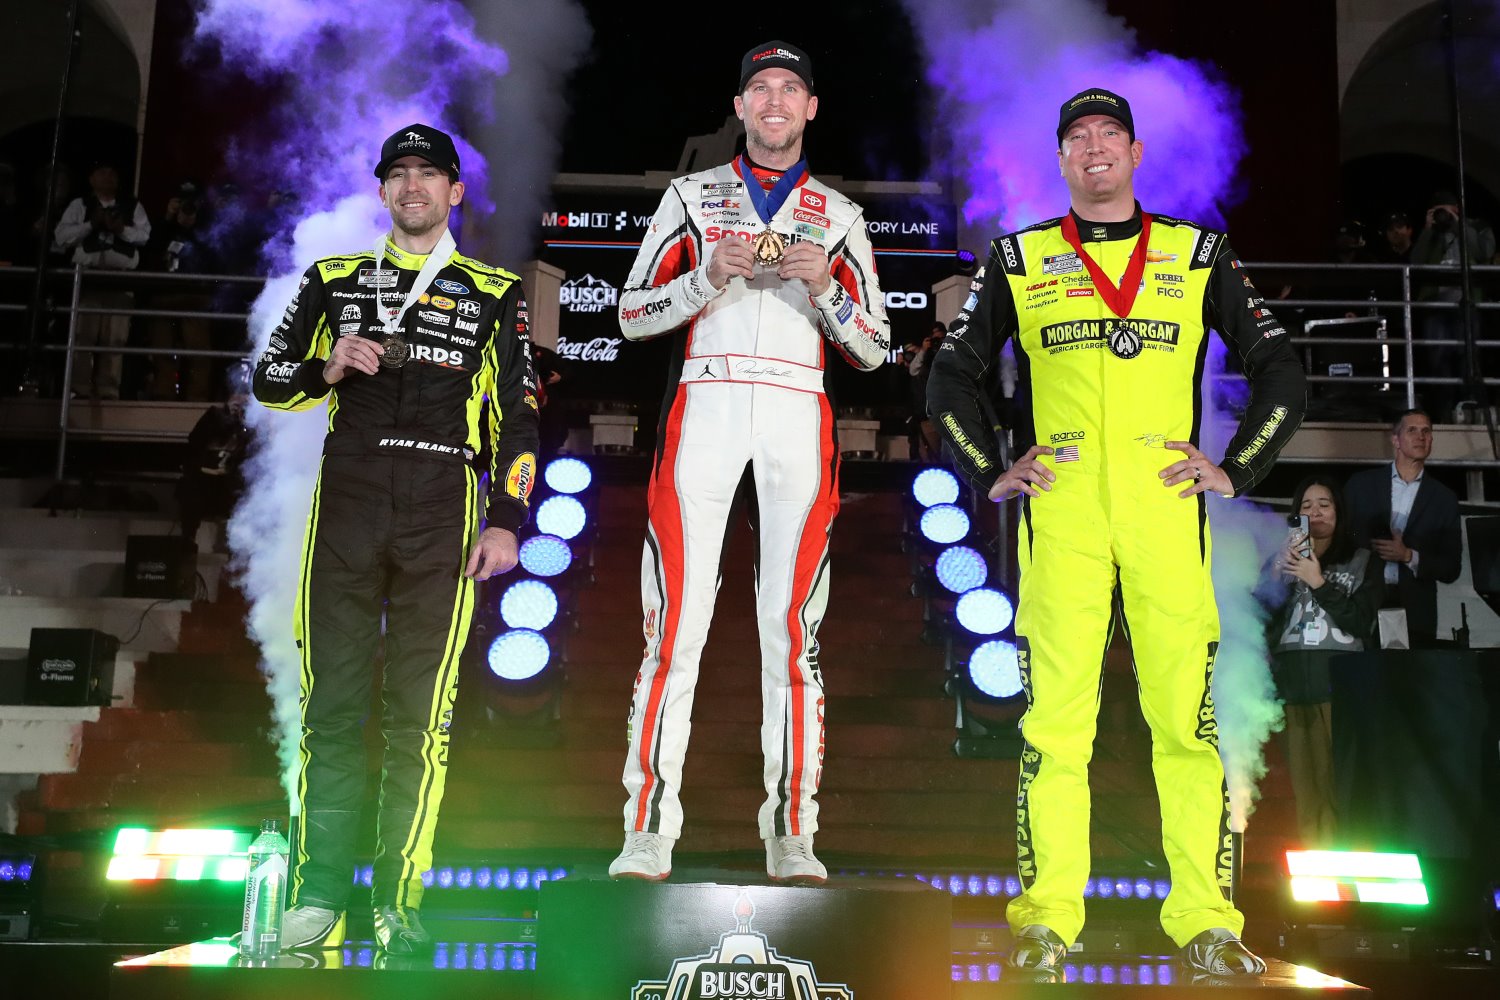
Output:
[
  {"left": 1, "top": 265, "right": 265, "bottom": 477},
  {"left": 2, "top": 259, "right": 1500, "bottom": 475}
]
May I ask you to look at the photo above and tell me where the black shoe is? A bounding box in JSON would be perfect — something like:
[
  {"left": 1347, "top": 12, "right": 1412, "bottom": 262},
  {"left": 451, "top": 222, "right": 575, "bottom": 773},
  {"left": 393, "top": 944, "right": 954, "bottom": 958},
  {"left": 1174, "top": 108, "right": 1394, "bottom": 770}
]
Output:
[
  {"left": 1180, "top": 928, "right": 1267, "bottom": 976},
  {"left": 1007, "top": 924, "right": 1068, "bottom": 971},
  {"left": 373, "top": 905, "right": 433, "bottom": 955}
]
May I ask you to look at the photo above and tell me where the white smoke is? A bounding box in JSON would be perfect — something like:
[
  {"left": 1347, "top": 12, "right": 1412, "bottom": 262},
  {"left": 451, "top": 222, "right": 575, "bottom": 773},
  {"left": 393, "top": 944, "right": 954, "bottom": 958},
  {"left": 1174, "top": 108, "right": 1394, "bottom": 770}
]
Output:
[
  {"left": 1203, "top": 352, "right": 1287, "bottom": 831},
  {"left": 464, "top": 0, "right": 594, "bottom": 265},
  {"left": 229, "top": 195, "right": 386, "bottom": 809}
]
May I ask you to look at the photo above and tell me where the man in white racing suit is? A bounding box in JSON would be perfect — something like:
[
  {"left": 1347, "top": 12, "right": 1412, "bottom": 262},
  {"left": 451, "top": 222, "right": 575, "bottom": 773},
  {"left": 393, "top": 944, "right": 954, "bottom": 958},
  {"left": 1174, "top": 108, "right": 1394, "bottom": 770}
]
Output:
[{"left": 607, "top": 40, "right": 890, "bottom": 885}]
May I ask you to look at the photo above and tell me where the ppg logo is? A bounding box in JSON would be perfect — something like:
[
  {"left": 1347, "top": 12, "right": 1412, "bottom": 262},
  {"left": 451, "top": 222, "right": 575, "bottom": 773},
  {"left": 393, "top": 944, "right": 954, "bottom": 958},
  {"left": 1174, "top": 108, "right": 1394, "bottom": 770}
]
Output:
[{"left": 884, "top": 291, "right": 928, "bottom": 310}]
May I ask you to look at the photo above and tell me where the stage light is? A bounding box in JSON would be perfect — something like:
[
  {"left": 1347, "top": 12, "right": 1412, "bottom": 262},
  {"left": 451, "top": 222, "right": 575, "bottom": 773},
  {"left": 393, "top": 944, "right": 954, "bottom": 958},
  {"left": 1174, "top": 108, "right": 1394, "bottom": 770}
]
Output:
[
  {"left": 955, "top": 587, "right": 1014, "bottom": 635},
  {"left": 0, "top": 858, "right": 35, "bottom": 884},
  {"left": 487, "top": 629, "right": 551, "bottom": 682},
  {"left": 967, "top": 640, "right": 1022, "bottom": 699},
  {"left": 935, "top": 545, "right": 987, "bottom": 594},
  {"left": 955, "top": 248, "right": 979, "bottom": 276},
  {"left": 1285, "top": 850, "right": 1428, "bottom": 905},
  {"left": 544, "top": 457, "right": 593, "bottom": 494},
  {"left": 912, "top": 467, "right": 960, "bottom": 508},
  {"left": 0, "top": 852, "right": 37, "bottom": 941},
  {"left": 105, "top": 827, "right": 252, "bottom": 882},
  {"left": 536, "top": 495, "right": 587, "bottom": 540},
  {"left": 519, "top": 534, "right": 573, "bottom": 577},
  {"left": 920, "top": 504, "right": 971, "bottom": 545},
  {"left": 500, "top": 579, "right": 559, "bottom": 630}
]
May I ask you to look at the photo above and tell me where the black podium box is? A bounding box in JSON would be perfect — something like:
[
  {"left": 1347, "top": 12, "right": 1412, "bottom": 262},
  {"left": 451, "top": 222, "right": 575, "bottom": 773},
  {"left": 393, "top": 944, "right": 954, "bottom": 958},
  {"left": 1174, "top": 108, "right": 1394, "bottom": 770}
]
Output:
[
  {"left": 25, "top": 628, "right": 118, "bottom": 706},
  {"left": 534, "top": 879, "right": 951, "bottom": 1000},
  {"left": 125, "top": 535, "right": 197, "bottom": 599}
]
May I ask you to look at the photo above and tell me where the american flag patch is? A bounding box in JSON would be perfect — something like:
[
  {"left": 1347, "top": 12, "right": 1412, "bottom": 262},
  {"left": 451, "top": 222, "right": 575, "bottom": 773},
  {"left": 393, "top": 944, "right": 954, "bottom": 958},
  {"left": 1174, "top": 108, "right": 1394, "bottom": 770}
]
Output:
[{"left": 1054, "top": 445, "right": 1080, "bottom": 463}]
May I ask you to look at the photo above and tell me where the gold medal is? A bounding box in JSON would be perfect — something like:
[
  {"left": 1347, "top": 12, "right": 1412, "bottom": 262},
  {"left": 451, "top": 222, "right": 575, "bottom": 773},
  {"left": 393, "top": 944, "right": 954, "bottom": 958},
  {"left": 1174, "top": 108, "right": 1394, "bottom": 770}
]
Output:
[
  {"left": 380, "top": 333, "right": 410, "bottom": 368},
  {"left": 752, "top": 229, "right": 787, "bottom": 266}
]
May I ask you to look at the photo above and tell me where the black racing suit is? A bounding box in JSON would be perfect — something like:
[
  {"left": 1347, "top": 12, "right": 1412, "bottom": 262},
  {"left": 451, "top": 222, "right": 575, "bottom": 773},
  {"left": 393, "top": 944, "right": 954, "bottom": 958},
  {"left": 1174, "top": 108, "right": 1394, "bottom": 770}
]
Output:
[{"left": 253, "top": 241, "right": 539, "bottom": 912}]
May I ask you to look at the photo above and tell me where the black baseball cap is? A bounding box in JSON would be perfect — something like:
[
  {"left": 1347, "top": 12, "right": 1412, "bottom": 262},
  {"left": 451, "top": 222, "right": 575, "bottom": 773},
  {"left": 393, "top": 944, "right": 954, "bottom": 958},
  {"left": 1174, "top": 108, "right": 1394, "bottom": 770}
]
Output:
[
  {"left": 1057, "top": 88, "right": 1135, "bottom": 143},
  {"left": 738, "top": 40, "right": 814, "bottom": 94},
  {"left": 374, "top": 124, "right": 460, "bottom": 180}
]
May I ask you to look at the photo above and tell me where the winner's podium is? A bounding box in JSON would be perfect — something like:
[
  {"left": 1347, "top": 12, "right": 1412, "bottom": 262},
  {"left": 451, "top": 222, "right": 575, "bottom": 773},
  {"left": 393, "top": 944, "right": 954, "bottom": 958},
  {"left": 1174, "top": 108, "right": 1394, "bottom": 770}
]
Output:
[{"left": 534, "top": 879, "right": 951, "bottom": 1000}]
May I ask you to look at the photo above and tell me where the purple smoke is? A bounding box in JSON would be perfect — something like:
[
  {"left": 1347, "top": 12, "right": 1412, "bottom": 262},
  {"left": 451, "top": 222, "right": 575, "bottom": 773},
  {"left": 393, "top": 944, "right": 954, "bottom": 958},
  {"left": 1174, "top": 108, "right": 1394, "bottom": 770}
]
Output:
[
  {"left": 901, "top": 0, "right": 1245, "bottom": 246},
  {"left": 197, "top": 0, "right": 590, "bottom": 808},
  {"left": 195, "top": 0, "right": 506, "bottom": 270}
]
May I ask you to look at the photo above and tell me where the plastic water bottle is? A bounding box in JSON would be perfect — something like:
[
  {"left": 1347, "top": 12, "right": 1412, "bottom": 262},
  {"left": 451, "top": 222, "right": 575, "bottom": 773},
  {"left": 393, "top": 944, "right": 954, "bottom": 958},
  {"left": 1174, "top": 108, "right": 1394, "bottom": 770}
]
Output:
[{"left": 240, "top": 819, "right": 289, "bottom": 958}]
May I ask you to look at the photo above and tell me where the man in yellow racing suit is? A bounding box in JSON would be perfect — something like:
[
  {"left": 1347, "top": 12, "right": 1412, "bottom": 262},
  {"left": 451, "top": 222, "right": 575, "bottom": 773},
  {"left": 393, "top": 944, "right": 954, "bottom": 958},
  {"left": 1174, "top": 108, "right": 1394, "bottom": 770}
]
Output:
[{"left": 928, "top": 88, "right": 1305, "bottom": 977}]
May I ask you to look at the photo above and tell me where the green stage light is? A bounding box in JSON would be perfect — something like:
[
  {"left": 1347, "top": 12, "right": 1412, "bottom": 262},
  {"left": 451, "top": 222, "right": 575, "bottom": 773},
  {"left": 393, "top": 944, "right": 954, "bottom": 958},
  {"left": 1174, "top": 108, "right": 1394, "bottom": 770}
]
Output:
[
  {"left": 106, "top": 827, "right": 254, "bottom": 883},
  {"left": 1285, "top": 850, "right": 1428, "bottom": 906}
]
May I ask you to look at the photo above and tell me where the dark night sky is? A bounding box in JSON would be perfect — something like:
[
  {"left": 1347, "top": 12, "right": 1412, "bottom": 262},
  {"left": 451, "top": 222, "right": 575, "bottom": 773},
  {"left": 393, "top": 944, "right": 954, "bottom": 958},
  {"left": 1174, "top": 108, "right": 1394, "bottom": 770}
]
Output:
[{"left": 554, "top": 1, "right": 930, "bottom": 181}]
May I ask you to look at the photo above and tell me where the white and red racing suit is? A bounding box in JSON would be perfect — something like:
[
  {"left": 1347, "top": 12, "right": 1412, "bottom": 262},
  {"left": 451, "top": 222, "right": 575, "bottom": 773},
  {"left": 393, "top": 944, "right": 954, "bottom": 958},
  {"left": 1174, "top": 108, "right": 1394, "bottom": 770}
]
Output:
[{"left": 615, "top": 155, "right": 890, "bottom": 841}]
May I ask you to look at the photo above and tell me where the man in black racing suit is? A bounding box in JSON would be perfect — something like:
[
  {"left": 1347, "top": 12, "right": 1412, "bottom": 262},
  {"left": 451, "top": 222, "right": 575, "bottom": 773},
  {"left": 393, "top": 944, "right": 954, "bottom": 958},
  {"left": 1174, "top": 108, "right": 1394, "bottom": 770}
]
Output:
[{"left": 252, "top": 124, "right": 538, "bottom": 955}]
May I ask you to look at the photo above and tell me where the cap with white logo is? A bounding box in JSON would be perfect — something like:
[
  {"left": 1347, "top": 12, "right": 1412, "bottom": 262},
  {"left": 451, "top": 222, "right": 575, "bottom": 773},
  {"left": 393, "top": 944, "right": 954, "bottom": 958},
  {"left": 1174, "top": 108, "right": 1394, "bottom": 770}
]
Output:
[{"left": 375, "top": 123, "right": 461, "bottom": 180}]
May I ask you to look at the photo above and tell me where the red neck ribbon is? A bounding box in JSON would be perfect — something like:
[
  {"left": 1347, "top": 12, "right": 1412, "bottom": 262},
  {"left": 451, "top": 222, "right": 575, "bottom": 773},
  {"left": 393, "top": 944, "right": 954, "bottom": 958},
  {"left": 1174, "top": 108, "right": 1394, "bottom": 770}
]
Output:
[{"left": 1059, "top": 212, "right": 1154, "bottom": 319}]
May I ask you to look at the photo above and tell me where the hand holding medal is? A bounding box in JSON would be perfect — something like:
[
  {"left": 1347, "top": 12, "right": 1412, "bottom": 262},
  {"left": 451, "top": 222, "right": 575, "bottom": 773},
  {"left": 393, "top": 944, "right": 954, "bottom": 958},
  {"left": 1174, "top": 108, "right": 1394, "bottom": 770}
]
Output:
[
  {"left": 322, "top": 333, "right": 384, "bottom": 384},
  {"left": 706, "top": 237, "right": 756, "bottom": 290},
  {"left": 774, "top": 239, "right": 831, "bottom": 295}
]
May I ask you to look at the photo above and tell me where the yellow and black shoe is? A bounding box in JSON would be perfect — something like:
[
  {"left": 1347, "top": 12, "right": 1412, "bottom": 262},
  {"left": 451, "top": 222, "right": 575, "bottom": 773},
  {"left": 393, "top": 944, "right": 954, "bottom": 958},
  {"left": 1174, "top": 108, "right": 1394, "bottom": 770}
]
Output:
[
  {"left": 1181, "top": 928, "right": 1268, "bottom": 976},
  {"left": 373, "top": 905, "right": 433, "bottom": 956}
]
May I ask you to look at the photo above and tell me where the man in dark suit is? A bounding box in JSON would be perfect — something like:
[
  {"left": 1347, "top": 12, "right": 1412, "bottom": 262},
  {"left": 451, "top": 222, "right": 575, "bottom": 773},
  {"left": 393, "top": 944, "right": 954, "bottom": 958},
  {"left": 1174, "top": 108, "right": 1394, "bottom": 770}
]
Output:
[{"left": 1343, "top": 409, "right": 1462, "bottom": 646}]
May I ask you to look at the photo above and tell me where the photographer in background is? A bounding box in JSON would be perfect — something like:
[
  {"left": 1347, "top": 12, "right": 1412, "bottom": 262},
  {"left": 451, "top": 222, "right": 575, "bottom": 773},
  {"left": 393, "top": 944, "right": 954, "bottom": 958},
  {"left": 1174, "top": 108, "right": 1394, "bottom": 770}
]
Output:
[
  {"left": 53, "top": 159, "right": 151, "bottom": 400},
  {"left": 146, "top": 181, "right": 216, "bottom": 400},
  {"left": 1412, "top": 191, "right": 1492, "bottom": 420}
]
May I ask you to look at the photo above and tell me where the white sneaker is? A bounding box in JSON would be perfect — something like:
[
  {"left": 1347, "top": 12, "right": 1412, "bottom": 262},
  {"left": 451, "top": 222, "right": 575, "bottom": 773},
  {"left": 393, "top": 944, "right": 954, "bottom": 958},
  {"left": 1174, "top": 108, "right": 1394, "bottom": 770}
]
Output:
[
  {"left": 608, "top": 832, "right": 674, "bottom": 880},
  {"left": 765, "top": 835, "right": 827, "bottom": 885},
  {"left": 280, "top": 904, "right": 346, "bottom": 950}
]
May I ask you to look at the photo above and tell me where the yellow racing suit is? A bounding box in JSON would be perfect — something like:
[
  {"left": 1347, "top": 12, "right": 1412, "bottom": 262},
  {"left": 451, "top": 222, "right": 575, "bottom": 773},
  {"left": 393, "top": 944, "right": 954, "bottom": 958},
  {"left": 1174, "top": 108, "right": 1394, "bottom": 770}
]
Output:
[{"left": 927, "top": 207, "right": 1304, "bottom": 947}]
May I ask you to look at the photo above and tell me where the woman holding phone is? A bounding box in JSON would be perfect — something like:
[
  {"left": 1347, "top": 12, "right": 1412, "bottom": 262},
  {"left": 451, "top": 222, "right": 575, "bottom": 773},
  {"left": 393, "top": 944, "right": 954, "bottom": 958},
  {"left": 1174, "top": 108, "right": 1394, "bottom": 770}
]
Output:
[{"left": 1264, "top": 475, "right": 1383, "bottom": 844}]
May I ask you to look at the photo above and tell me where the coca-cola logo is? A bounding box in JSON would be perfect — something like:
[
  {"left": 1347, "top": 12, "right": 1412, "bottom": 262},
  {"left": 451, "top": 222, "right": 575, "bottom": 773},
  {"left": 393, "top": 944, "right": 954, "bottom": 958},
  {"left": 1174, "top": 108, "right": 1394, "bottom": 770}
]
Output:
[{"left": 556, "top": 336, "right": 622, "bottom": 362}]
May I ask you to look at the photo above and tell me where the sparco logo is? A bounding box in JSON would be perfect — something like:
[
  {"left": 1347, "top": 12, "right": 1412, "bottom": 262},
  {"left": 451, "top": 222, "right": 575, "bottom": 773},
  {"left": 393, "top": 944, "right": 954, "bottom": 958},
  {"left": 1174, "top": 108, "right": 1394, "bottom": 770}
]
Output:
[
  {"left": 632, "top": 894, "right": 851, "bottom": 1000},
  {"left": 1196, "top": 231, "right": 1219, "bottom": 264},
  {"left": 556, "top": 335, "right": 622, "bottom": 362},
  {"left": 560, "top": 274, "right": 618, "bottom": 313},
  {"left": 1000, "top": 237, "right": 1018, "bottom": 269}
]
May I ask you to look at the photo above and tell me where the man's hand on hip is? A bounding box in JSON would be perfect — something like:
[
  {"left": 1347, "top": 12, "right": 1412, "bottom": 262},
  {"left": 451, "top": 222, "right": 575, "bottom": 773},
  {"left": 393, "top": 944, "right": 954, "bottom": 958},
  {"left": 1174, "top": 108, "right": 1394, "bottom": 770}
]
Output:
[
  {"left": 1159, "top": 441, "right": 1234, "bottom": 498},
  {"left": 465, "top": 526, "right": 519, "bottom": 580},
  {"left": 323, "top": 335, "right": 383, "bottom": 384},
  {"left": 988, "top": 445, "right": 1056, "bottom": 501}
]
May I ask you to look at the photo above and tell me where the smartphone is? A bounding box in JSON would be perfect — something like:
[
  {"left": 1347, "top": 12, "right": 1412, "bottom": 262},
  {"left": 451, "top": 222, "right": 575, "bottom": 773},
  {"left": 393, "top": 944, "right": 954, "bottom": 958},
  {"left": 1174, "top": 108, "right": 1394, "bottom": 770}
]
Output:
[{"left": 1286, "top": 513, "right": 1311, "bottom": 557}]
